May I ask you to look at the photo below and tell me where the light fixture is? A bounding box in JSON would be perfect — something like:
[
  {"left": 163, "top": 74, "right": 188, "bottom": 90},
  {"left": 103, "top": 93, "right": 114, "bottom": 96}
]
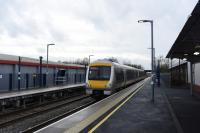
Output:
[
  {"left": 183, "top": 58, "right": 187, "bottom": 61},
  {"left": 195, "top": 45, "right": 200, "bottom": 49},
  {"left": 138, "top": 20, "right": 153, "bottom": 23},
  {"left": 184, "top": 53, "right": 188, "bottom": 56},
  {"left": 193, "top": 52, "right": 200, "bottom": 55}
]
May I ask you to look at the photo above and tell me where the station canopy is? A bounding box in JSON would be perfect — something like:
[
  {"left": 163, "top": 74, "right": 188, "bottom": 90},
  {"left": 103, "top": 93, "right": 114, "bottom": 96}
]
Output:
[{"left": 166, "top": 1, "right": 200, "bottom": 63}]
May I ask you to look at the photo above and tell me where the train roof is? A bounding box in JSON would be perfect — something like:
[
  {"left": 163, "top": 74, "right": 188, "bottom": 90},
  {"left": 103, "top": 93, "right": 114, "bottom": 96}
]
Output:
[
  {"left": 90, "top": 60, "right": 144, "bottom": 71},
  {"left": 0, "top": 53, "right": 85, "bottom": 69}
]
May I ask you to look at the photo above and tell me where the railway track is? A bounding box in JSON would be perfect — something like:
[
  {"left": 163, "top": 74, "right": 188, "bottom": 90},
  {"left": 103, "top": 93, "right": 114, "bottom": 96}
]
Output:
[
  {"left": 0, "top": 87, "right": 85, "bottom": 116},
  {"left": 23, "top": 100, "right": 95, "bottom": 133},
  {"left": 0, "top": 93, "right": 84, "bottom": 118},
  {"left": 0, "top": 95, "right": 96, "bottom": 133}
]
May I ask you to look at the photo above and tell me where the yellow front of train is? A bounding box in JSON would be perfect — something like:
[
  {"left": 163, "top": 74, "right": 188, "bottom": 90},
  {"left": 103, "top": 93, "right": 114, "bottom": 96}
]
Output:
[{"left": 86, "top": 61, "right": 113, "bottom": 95}]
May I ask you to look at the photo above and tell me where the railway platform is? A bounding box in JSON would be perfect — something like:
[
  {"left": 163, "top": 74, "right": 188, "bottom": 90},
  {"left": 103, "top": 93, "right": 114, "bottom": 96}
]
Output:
[
  {"left": 95, "top": 74, "right": 200, "bottom": 133},
  {"left": 0, "top": 83, "right": 85, "bottom": 100},
  {"left": 91, "top": 77, "right": 178, "bottom": 133},
  {"left": 161, "top": 74, "right": 200, "bottom": 133},
  {"left": 37, "top": 77, "right": 180, "bottom": 133},
  {"left": 94, "top": 74, "right": 200, "bottom": 133},
  {"left": 0, "top": 83, "right": 85, "bottom": 110}
]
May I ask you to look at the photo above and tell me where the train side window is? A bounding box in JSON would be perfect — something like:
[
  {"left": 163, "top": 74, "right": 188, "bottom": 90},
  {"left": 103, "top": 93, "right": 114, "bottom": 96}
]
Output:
[
  {"left": 115, "top": 69, "right": 124, "bottom": 82},
  {"left": 134, "top": 70, "right": 136, "bottom": 78}
]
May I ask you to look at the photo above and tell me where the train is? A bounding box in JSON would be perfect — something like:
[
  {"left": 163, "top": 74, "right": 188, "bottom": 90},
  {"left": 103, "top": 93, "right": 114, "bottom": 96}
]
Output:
[{"left": 86, "top": 60, "right": 146, "bottom": 96}]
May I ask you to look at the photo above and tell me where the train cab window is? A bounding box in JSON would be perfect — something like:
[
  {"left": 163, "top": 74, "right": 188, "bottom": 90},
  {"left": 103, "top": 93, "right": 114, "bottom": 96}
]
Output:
[{"left": 88, "top": 66, "right": 111, "bottom": 80}]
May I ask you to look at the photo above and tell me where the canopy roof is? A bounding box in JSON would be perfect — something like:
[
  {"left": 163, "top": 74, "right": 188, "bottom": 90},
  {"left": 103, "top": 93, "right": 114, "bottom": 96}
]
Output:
[{"left": 166, "top": 1, "right": 200, "bottom": 63}]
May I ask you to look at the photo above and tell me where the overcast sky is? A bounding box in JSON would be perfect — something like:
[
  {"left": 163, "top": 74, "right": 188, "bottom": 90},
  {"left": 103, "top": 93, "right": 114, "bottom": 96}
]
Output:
[{"left": 0, "top": 0, "right": 198, "bottom": 69}]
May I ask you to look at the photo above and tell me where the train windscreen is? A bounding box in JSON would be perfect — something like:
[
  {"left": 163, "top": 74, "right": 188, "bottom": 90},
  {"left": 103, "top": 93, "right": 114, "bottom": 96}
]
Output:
[{"left": 88, "top": 66, "right": 111, "bottom": 80}]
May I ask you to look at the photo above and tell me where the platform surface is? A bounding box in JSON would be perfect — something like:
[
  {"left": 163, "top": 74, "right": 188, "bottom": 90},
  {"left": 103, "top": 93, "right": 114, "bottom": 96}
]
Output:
[
  {"left": 0, "top": 83, "right": 85, "bottom": 100},
  {"left": 36, "top": 79, "right": 146, "bottom": 133},
  {"left": 93, "top": 78, "right": 177, "bottom": 133},
  {"left": 161, "top": 73, "right": 200, "bottom": 133}
]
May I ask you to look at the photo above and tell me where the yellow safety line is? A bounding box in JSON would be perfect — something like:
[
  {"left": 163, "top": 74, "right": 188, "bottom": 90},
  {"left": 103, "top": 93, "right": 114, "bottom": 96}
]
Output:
[{"left": 88, "top": 84, "right": 144, "bottom": 133}]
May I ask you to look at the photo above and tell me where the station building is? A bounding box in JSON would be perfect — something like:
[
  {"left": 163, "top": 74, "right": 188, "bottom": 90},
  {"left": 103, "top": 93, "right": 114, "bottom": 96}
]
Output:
[
  {"left": 168, "top": 59, "right": 200, "bottom": 91},
  {"left": 0, "top": 54, "right": 86, "bottom": 92}
]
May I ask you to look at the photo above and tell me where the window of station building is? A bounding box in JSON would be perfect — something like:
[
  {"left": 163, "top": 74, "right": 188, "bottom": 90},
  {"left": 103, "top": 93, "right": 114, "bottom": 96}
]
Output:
[{"left": 57, "top": 69, "right": 66, "bottom": 77}]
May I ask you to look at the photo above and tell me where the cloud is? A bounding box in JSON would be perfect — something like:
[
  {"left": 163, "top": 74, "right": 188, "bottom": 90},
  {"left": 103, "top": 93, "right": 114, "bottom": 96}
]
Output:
[{"left": 0, "top": 0, "right": 198, "bottom": 69}]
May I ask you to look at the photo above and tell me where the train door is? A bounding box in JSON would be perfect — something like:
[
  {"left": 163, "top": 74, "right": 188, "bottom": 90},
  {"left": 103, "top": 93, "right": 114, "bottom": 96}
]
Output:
[
  {"left": 56, "top": 69, "right": 66, "bottom": 85},
  {"left": 43, "top": 74, "right": 46, "bottom": 87},
  {"left": 9, "top": 73, "right": 13, "bottom": 91},
  {"left": 26, "top": 73, "right": 29, "bottom": 89}
]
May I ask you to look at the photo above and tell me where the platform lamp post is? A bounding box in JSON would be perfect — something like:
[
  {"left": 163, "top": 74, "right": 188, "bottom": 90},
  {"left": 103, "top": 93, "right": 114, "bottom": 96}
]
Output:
[
  {"left": 138, "top": 19, "right": 155, "bottom": 102},
  {"left": 88, "top": 55, "right": 94, "bottom": 65},
  {"left": 46, "top": 43, "right": 55, "bottom": 86}
]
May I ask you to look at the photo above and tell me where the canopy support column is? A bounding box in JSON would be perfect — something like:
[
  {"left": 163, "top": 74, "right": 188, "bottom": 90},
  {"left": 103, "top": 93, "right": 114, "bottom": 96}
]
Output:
[
  {"left": 190, "top": 62, "right": 194, "bottom": 96},
  {"left": 178, "top": 58, "right": 181, "bottom": 85},
  {"left": 170, "top": 58, "right": 172, "bottom": 87}
]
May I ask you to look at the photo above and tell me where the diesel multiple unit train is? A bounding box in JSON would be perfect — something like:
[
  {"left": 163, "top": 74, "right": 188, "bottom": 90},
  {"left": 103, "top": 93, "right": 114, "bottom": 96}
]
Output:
[{"left": 86, "top": 60, "right": 146, "bottom": 96}]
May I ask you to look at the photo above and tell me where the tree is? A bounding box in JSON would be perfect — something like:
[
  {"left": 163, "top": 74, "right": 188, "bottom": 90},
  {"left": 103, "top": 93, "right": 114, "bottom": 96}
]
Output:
[
  {"left": 123, "top": 61, "right": 144, "bottom": 69},
  {"left": 82, "top": 57, "right": 89, "bottom": 65},
  {"left": 104, "top": 57, "right": 119, "bottom": 63},
  {"left": 125, "top": 63, "right": 144, "bottom": 69},
  {"left": 157, "top": 56, "right": 169, "bottom": 73},
  {"left": 62, "top": 57, "right": 88, "bottom": 65}
]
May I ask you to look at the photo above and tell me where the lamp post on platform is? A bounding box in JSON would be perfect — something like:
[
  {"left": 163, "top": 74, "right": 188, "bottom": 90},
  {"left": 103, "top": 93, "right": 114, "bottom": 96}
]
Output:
[
  {"left": 88, "top": 55, "right": 94, "bottom": 65},
  {"left": 138, "top": 19, "right": 155, "bottom": 102},
  {"left": 46, "top": 43, "right": 55, "bottom": 86}
]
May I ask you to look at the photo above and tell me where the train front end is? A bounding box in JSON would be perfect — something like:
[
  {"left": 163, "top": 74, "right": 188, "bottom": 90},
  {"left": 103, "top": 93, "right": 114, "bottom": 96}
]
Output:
[{"left": 86, "top": 62, "right": 113, "bottom": 96}]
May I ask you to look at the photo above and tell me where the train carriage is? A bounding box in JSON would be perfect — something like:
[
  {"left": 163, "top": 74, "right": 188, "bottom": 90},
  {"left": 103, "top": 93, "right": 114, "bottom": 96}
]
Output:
[{"left": 86, "top": 60, "right": 146, "bottom": 96}]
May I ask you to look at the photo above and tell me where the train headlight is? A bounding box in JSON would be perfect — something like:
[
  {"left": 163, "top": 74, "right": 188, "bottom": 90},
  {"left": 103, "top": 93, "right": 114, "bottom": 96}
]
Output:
[
  {"left": 104, "top": 91, "right": 111, "bottom": 95},
  {"left": 106, "top": 83, "right": 112, "bottom": 88},
  {"left": 86, "top": 89, "right": 92, "bottom": 94},
  {"left": 86, "top": 83, "right": 90, "bottom": 88}
]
